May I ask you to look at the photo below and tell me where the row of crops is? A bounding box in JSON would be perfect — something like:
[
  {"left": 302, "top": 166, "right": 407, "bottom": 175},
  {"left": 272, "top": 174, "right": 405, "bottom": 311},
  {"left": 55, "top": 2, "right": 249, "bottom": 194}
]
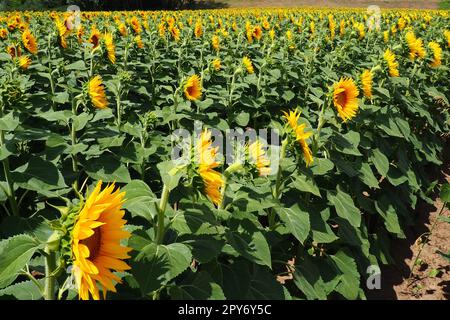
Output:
[{"left": 0, "top": 7, "right": 449, "bottom": 300}]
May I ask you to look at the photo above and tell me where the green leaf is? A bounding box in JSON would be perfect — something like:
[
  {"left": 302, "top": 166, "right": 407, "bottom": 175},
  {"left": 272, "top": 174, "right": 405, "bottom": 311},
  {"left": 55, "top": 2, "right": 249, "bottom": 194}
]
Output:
[
  {"left": 0, "top": 113, "right": 20, "bottom": 131},
  {"left": 310, "top": 158, "right": 334, "bottom": 175},
  {"left": 277, "top": 204, "right": 310, "bottom": 244},
  {"left": 84, "top": 155, "right": 131, "bottom": 183},
  {"left": 358, "top": 162, "right": 379, "bottom": 189},
  {"left": 12, "top": 157, "right": 67, "bottom": 193},
  {"left": 169, "top": 271, "right": 225, "bottom": 300},
  {"left": 235, "top": 111, "right": 250, "bottom": 126},
  {"left": 293, "top": 256, "right": 327, "bottom": 300},
  {"left": 72, "top": 112, "right": 93, "bottom": 132},
  {"left": 130, "top": 241, "right": 192, "bottom": 296},
  {"left": 333, "top": 131, "right": 362, "bottom": 156},
  {"left": 65, "top": 60, "right": 87, "bottom": 70},
  {"left": 440, "top": 183, "right": 450, "bottom": 203},
  {"left": 172, "top": 206, "right": 222, "bottom": 236},
  {"left": 0, "top": 279, "right": 44, "bottom": 300},
  {"left": 310, "top": 208, "right": 339, "bottom": 244},
  {"left": 375, "top": 196, "right": 404, "bottom": 237},
  {"left": 370, "top": 148, "right": 389, "bottom": 177},
  {"left": 183, "top": 236, "right": 225, "bottom": 264},
  {"left": 329, "top": 250, "right": 360, "bottom": 300},
  {"left": 53, "top": 92, "right": 69, "bottom": 104},
  {"left": 327, "top": 187, "right": 361, "bottom": 228},
  {"left": 291, "top": 174, "right": 321, "bottom": 197},
  {"left": 0, "top": 234, "right": 42, "bottom": 289},
  {"left": 157, "top": 161, "right": 183, "bottom": 192},
  {"left": 225, "top": 220, "right": 271, "bottom": 268},
  {"left": 121, "top": 180, "right": 158, "bottom": 221}
]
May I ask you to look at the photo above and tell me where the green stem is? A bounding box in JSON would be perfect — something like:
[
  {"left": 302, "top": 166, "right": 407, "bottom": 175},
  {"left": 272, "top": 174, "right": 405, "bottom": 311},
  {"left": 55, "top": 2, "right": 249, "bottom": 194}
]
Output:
[
  {"left": 44, "top": 247, "right": 57, "bottom": 300},
  {"left": 0, "top": 108, "right": 19, "bottom": 217},
  {"left": 268, "top": 138, "right": 288, "bottom": 229},
  {"left": 156, "top": 184, "right": 170, "bottom": 244},
  {"left": 71, "top": 99, "right": 78, "bottom": 192}
]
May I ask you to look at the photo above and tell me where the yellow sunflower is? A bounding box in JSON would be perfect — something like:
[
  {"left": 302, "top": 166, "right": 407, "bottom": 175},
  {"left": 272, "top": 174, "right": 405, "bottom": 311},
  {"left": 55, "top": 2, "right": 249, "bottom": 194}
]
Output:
[
  {"left": 428, "top": 41, "right": 442, "bottom": 68},
  {"left": 282, "top": 110, "right": 314, "bottom": 167},
  {"left": 194, "top": 20, "right": 202, "bottom": 38},
  {"left": 242, "top": 56, "right": 254, "bottom": 74},
  {"left": 361, "top": 69, "right": 373, "bottom": 99},
  {"left": 103, "top": 33, "right": 116, "bottom": 64},
  {"left": 22, "top": 29, "right": 38, "bottom": 54},
  {"left": 212, "top": 35, "right": 220, "bottom": 51},
  {"left": 196, "top": 130, "right": 224, "bottom": 206},
  {"left": 129, "top": 16, "right": 141, "bottom": 34},
  {"left": 0, "top": 28, "right": 8, "bottom": 39},
  {"left": 212, "top": 58, "right": 221, "bottom": 71},
  {"left": 383, "top": 49, "right": 399, "bottom": 77},
  {"left": 184, "top": 74, "right": 202, "bottom": 101},
  {"left": 72, "top": 181, "right": 132, "bottom": 300},
  {"left": 17, "top": 55, "right": 31, "bottom": 70},
  {"left": 134, "top": 35, "right": 144, "bottom": 49},
  {"left": 253, "top": 26, "right": 263, "bottom": 40},
  {"left": 445, "top": 30, "right": 450, "bottom": 48},
  {"left": 88, "top": 75, "right": 109, "bottom": 109},
  {"left": 88, "top": 28, "right": 101, "bottom": 49},
  {"left": 248, "top": 140, "right": 271, "bottom": 176},
  {"left": 6, "top": 45, "right": 21, "bottom": 58},
  {"left": 332, "top": 77, "right": 359, "bottom": 122},
  {"left": 118, "top": 23, "right": 127, "bottom": 37},
  {"left": 405, "top": 31, "right": 425, "bottom": 60}
]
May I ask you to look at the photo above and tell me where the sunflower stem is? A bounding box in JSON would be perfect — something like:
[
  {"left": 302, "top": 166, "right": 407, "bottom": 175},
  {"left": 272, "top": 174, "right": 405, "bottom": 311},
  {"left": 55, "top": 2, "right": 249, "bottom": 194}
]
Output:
[
  {"left": 0, "top": 106, "right": 19, "bottom": 217},
  {"left": 44, "top": 247, "right": 57, "bottom": 300},
  {"left": 70, "top": 98, "right": 79, "bottom": 192},
  {"left": 156, "top": 184, "right": 170, "bottom": 244},
  {"left": 268, "top": 138, "right": 288, "bottom": 229},
  {"left": 218, "top": 175, "right": 228, "bottom": 211}
]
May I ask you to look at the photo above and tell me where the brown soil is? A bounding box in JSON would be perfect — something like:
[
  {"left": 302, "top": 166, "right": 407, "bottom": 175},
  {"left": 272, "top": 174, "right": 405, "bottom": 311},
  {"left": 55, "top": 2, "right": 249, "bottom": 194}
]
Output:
[
  {"left": 367, "top": 141, "right": 450, "bottom": 300},
  {"left": 216, "top": 0, "right": 440, "bottom": 9}
]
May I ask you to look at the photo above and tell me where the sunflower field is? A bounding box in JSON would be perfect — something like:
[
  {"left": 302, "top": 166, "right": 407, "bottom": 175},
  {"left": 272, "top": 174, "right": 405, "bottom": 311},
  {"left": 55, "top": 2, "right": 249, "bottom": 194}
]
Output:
[{"left": 0, "top": 7, "right": 449, "bottom": 301}]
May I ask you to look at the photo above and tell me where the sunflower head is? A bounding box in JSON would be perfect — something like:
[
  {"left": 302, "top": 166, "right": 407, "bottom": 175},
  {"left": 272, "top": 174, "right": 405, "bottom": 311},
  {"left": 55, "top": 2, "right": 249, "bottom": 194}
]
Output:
[
  {"left": 17, "top": 55, "right": 31, "bottom": 70},
  {"left": 212, "top": 58, "right": 221, "bottom": 71},
  {"left": 428, "top": 41, "right": 442, "bottom": 68},
  {"left": 0, "top": 28, "right": 8, "bottom": 39},
  {"left": 282, "top": 109, "right": 314, "bottom": 166},
  {"left": 212, "top": 35, "right": 220, "bottom": 51},
  {"left": 248, "top": 140, "right": 271, "bottom": 176},
  {"left": 332, "top": 77, "right": 359, "bottom": 122},
  {"left": 6, "top": 44, "right": 21, "bottom": 58},
  {"left": 22, "top": 29, "right": 38, "bottom": 54},
  {"left": 242, "top": 56, "right": 254, "bottom": 74},
  {"left": 184, "top": 74, "right": 202, "bottom": 101},
  {"left": 253, "top": 26, "right": 263, "bottom": 40},
  {"left": 361, "top": 69, "right": 373, "bottom": 99},
  {"left": 383, "top": 48, "right": 399, "bottom": 77},
  {"left": 103, "top": 33, "right": 116, "bottom": 64},
  {"left": 72, "top": 181, "right": 132, "bottom": 300},
  {"left": 194, "top": 20, "right": 202, "bottom": 38},
  {"left": 88, "top": 75, "right": 109, "bottom": 109},
  {"left": 88, "top": 28, "right": 101, "bottom": 49}
]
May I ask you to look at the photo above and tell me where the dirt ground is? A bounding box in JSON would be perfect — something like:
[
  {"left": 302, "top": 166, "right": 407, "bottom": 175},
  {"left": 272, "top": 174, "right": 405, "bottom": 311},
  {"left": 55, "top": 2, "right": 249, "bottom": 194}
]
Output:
[
  {"left": 367, "top": 141, "right": 450, "bottom": 300},
  {"left": 215, "top": 0, "right": 441, "bottom": 9}
]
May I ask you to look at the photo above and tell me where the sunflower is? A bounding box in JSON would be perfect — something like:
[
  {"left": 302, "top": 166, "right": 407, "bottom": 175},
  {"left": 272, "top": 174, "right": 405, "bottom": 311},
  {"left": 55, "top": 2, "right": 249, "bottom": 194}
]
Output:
[
  {"left": 129, "top": 16, "right": 141, "bottom": 34},
  {"left": 212, "top": 35, "right": 220, "bottom": 51},
  {"left": 361, "top": 69, "right": 373, "bottom": 99},
  {"left": 282, "top": 110, "right": 313, "bottom": 166},
  {"left": 339, "top": 19, "right": 345, "bottom": 37},
  {"left": 383, "top": 49, "right": 399, "bottom": 77},
  {"left": 269, "top": 29, "right": 275, "bottom": 40},
  {"left": 194, "top": 20, "right": 202, "bottom": 38},
  {"left": 6, "top": 45, "right": 21, "bottom": 58},
  {"left": 242, "top": 56, "right": 254, "bottom": 74},
  {"left": 88, "top": 28, "right": 101, "bottom": 49},
  {"left": 88, "top": 75, "right": 108, "bottom": 109},
  {"left": 170, "top": 25, "right": 180, "bottom": 41},
  {"left": 212, "top": 58, "right": 221, "bottom": 71},
  {"left": 333, "top": 77, "right": 359, "bottom": 122},
  {"left": 22, "top": 29, "right": 38, "bottom": 54},
  {"left": 118, "top": 23, "right": 127, "bottom": 37},
  {"left": 72, "top": 181, "right": 132, "bottom": 300},
  {"left": 184, "top": 74, "right": 202, "bottom": 101},
  {"left": 253, "top": 26, "right": 262, "bottom": 40},
  {"left": 196, "top": 130, "right": 224, "bottom": 206},
  {"left": 263, "top": 20, "right": 270, "bottom": 30},
  {"left": 248, "top": 140, "right": 271, "bottom": 176},
  {"left": 405, "top": 31, "right": 425, "bottom": 60},
  {"left": 134, "top": 35, "right": 144, "bottom": 49},
  {"left": 0, "top": 28, "right": 7, "bottom": 39},
  {"left": 328, "top": 15, "right": 336, "bottom": 40},
  {"left": 445, "top": 30, "right": 450, "bottom": 48},
  {"left": 17, "top": 55, "right": 31, "bottom": 70},
  {"left": 103, "top": 33, "right": 116, "bottom": 64},
  {"left": 428, "top": 41, "right": 442, "bottom": 68}
]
